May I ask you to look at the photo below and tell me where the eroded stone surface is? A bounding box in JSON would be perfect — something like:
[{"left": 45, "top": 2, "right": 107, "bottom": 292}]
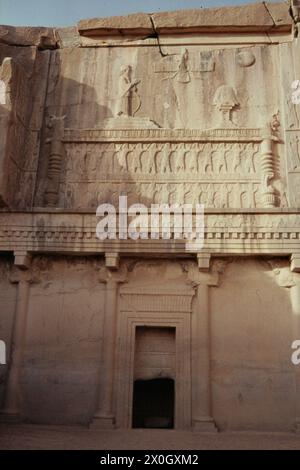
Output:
[
  {"left": 78, "top": 12, "right": 153, "bottom": 36},
  {"left": 0, "top": 25, "right": 57, "bottom": 48},
  {"left": 77, "top": 2, "right": 292, "bottom": 37},
  {"left": 0, "top": 1, "right": 300, "bottom": 434}
]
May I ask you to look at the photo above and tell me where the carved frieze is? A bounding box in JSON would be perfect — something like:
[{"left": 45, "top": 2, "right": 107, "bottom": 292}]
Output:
[{"left": 60, "top": 125, "right": 282, "bottom": 210}]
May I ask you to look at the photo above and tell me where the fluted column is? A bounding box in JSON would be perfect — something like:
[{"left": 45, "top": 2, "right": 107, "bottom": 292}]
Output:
[
  {"left": 0, "top": 253, "right": 33, "bottom": 422},
  {"left": 260, "top": 132, "right": 277, "bottom": 208},
  {"left": 92, "top": 264, "right": 127, "bottom": 428},
  {"left": 191, "top": 282, "right": 217, "bottom": 432},
  {"left": 290, "top": 279, "right": 300, "bottom": 432},
  {"left": 188, "top": 258, "right": 225, "bottom": 432},
  {"left": 271, "top": 259, "right": 300, "bottom": 433}
]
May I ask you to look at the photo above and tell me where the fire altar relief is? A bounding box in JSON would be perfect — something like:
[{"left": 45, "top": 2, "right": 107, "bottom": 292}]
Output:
[{"left": 43, "top": 66, "right": 285, "bottom": 211}]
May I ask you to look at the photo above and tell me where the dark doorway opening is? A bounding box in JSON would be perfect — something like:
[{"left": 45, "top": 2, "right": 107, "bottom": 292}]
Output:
[{"left": 132, "top": 378, "right": 175, "bottom": 429}]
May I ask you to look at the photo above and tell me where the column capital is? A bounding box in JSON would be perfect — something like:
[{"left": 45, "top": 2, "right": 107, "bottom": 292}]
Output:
[
  {"left": 13, "top": 251, "right": 32, "bottom": 270},
  {"left": 9, "top": 266, "right": 39, "bottom": 285},
  {"left": 197, "top": 254, "right": 211, "bottom": 272},
  {"left": 268, "top": 259, "right": 296, "bottom": 288},
  {"left": 98, "top": 263, "right": 128, "bottom": 285},
  {"left": 105, "top": 253, "right": 120, "bottom": 270},
  {"left": 186, "top": 258, "right": 228, "bottom": 288},
  {"left": 291, "top": 255, "right": 300, "bottom": 273}
]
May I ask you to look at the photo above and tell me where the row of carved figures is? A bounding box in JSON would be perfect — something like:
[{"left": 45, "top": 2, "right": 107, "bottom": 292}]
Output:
[
  {"left": 63, "top": 182, "right": 268, "bottom": 209},
  {"left": 65, "top": 142, "right": 260, "bottom": 176}
]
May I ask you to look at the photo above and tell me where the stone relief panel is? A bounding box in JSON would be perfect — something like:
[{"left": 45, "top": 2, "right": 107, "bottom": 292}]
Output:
[
  {"left": 32, "top": 42, "right": 288, "bottom": 210},
  {"left": 58, "top": 126, "right": 282, "bottom": 210},
  {"left": 64, "top": 141, "right": 261, "bottom": 178},
  {"left": 279, "top": 41, "right": 300, "bottom": 207},
  {"left": 36, "top": 43, "right": 280, "bottom": 135}
]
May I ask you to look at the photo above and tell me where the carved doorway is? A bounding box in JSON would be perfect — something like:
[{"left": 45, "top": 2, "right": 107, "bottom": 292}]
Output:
[
  {"left": 132, "top": 378, "right": 175, "bottom": 429},
  {"left": 115, "top": 287, "right": 193, "bottom": 430},
  {"left": 132, "top": 326, "right": 176, "bottom": 429}
]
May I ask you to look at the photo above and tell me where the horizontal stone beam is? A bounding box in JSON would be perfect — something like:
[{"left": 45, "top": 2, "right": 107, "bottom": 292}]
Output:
[
  {"left": 0, "top": 212, "right": 299, "bottom": 258},
  {"left": 77, "top": 2, "right": 292, "bottom": 37}
]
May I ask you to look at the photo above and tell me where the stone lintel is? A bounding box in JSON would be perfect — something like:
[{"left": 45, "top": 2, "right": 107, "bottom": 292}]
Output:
[{"left": 77, "top": 2, "right": 292, "bottom": 37}]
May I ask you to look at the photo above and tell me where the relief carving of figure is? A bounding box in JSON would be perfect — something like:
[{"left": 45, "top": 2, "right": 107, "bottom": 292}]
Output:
[
  {"left": 170, "top": 146, "right": 184, "bottom": 173},
  {"left": 287, "top": 81, "right": 300, "bottom": 129},
  {"left": 243, "top": 143, "right": 256, "bottom": 174},
  {"left": 281, "top": 189, "right": 289, "bottom": 208},
  {"left": 116, "top": 65, "right": 141, "bottom": 117},
  {"left": 160, "top": 144, "right": 172, "bottom": 174},
  {"left": 169, "top": 187, "right": 179, "bottom": 205},
  {"left": 75, "top": 146, "right": 87, "bottom": 177},
  {"left": 196, "top": 143, "right": 206, "bottom": 173},
  {"left": 287, "top": 95, "right": 300, "bottom": 129},
  {"left": 116, "top": 143, "right": 130, "bottom": 173},
  {"left": 220, "top": 183, "right": 233, "bottom": 208},
  {"left": 205, "top": 183, "right": 216, "bottom": 207},
  {"left": 203, "top": 144, "right": 214, "bottom": 173},
  {"left": 167, "top": 49, "right": 191, "bottom": 84},
  {"left": 184, "top": 185, "right": 194, "bottom": 204},
  {"left": 215, "top": 144, "right": 228, "bottom": 174},
  {"left": 140, "top": 143, "right": 157, "bottom": 174},
  {"left": 289, "top": 134, "right": 300, "bottom": 170},
  {"left": 101, "top": 144, "right": 115, "bottom": 174},
  {"left": 125, "top": 150, "right": 135, "bottom": 174},
  {"left": 84, "top": 145, "right": 98, "bottom": 179},
  {"left": 160, "top": 184, "right": 171, "bottom": 204},
  {"left": 233, "top": 146, "right": 243, "bottom": 173},
  {"left": 239, "top": 187, "right": 249, "bottom": 208},
  {"left": 185, "top": 144, "right": 198, "bottom": 172}
]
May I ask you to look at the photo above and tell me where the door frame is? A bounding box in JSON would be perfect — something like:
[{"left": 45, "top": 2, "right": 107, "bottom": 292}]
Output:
[{"left": 114, "top": 287, "right": 194, "bottom": 430}]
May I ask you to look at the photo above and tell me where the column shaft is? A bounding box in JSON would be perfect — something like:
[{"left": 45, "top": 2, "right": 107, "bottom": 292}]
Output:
[
  {"left": 2, "top": 278, "right": 30, "bottom": 419},
  {"left": 192, "top": 283, "right": 217, "bottom": 431},
  {"left": 291, "top": 284, "right": 300, "bottom": 431},
  {"left": 93, "top": 280, "right": 118, "bottom": 428}
]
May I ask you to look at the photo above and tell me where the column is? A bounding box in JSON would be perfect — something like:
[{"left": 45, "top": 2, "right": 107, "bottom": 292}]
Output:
[
  {"left": 290, "top": 280, "right": 300, "bottom": 433},
  {"left": 192, "top": 281, "right": 217, "bottom": 432},
  {"left": 92, "top": 263, "right": 127, "bottom": 429},
  {"left": 0, "top": 252, "right": 32, "bottom": 422},
  {"left": 260, "top": 133, "right": 277, "bottom": 208}
]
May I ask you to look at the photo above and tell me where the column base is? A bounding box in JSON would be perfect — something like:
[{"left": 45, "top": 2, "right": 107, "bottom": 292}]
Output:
[
  {"left": 193, "top": 417, "right": 218, "bottom": 433},
  {"left": 294, "top": 420, "right": 300, "bottom": 433},
  {"left": 90, "top": 415, "right": 115, "bottom": 429},
  {"left": 0, "top": 411, "right": 23, "bottom": 423}
]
